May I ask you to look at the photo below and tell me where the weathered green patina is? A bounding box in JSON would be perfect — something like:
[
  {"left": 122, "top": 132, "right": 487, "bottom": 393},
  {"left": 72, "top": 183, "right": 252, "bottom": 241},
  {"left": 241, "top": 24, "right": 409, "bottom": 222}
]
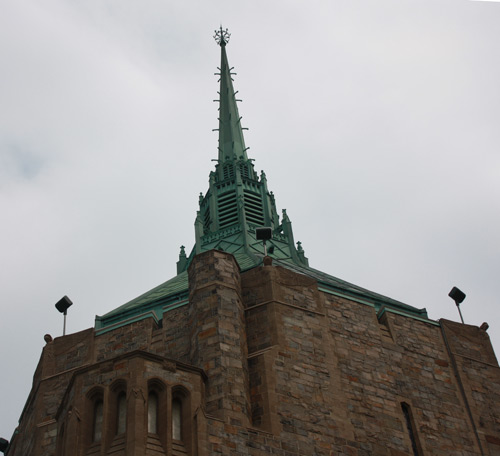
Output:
[
  {"left": 176, "top": 28, "right": 308, "bottom": 273},
  {"left": 95, "top": 29, "right": 428, "bottom": 333},
  {"left": 95, "top": 251, "right": 429, "bottom": 333}
]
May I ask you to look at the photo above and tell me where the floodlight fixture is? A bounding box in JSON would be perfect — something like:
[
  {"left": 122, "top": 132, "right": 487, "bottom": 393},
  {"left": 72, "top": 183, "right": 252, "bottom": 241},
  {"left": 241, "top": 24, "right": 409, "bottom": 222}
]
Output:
[
  {"left": 0, "top": 438, "right": 9, "bottom": 453},
  {"left": 448, "top": 286, "right": 466, "bottom": 324},
  {"left": 55, "top": 295, "right": 73, "bottom": 336},
  {"left": 256, "top": 227, "right": 272, "bottom": 256}
]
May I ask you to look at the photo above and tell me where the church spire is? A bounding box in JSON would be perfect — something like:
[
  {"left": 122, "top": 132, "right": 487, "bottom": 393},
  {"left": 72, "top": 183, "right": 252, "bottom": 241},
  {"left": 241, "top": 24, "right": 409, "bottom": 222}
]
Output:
[
  {"left": 214, "top": 27, "right": 248, "bottom": 164},
  {"left": 176, "top": 28, "right": 308, "bottom": 273}
]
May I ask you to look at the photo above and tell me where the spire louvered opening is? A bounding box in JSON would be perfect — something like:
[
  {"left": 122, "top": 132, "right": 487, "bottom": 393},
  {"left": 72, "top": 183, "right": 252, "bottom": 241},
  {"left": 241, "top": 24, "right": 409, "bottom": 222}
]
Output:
[
  {"left": 239, "top": 163, "right": 250, "bottom": 179},
  {"left": 244, "top": 190, "right": 264, "bottom": 226},
  {"left": 223, "top": 163, "right": 234, "bottom": 180},
  {"left": 218, "top": 190, "right": 238, "bottom": 228},
  {"left": 203, "top": 206, "right": 211, "bottom": 233}
]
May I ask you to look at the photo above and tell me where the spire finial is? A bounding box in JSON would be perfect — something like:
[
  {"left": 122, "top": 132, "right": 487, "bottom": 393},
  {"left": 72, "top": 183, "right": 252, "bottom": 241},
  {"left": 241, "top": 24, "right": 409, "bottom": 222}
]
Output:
[{"left": 214, "top": 26, "right": 230, "bottom": 46}]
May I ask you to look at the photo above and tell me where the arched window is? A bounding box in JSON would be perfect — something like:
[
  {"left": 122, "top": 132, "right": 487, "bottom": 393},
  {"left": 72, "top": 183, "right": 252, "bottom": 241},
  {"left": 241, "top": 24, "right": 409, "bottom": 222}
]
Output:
[
  {"left": 148, "top": 392, "right": 158, "bottom": 434},
  {"left": 110, "top": 380, "right": 127, "bottom": 439},
  {"left": 147, "top": 379, "right": 168, "bottom": 449},
  {"left": 116, "top": 392, "right": 127, "bottom": 435},
  {"left": 93, "top": 399, "right": 104, "bottom": 443},
  {"left": 86, "top": 387, "right": 105, "bottom": 448},
  {"left": 172, "top": 398, "right": 182, "bottom": 441},
  {"left": 401, "top": 402, "right": 422, "bottom": 455},
  {"left": 172, "top": 386, "right": 191, "bottom": 450}
]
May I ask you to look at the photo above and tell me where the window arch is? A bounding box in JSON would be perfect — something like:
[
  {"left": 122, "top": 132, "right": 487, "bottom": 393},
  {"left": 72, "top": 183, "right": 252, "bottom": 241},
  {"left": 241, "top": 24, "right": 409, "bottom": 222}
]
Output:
[
  {"left": 110, "top": 380, "right": 127, "bottom": 437},
  {"left": 401, "top": 402, "right": 422, "bottom": 455},
  {"left": 116, "top": 392, "right": 127, "bottom": 435},
  {"left": 148, "top": 391, "right": 159, "bottom": 434},
  {"left": 172, "top": 397, "right": 182, "bottom": 441},
  {"left": 147, "top": 379, "right": 167, "bottom": 439},
  {"left": 171, "top": 385, "right": 191, "bottom": 449},
  {"left": 93, "top": 399, "right": 104, "bottom": 443},
  {"left": 86, "top": 387, "right": 105, "bottom": 446}
]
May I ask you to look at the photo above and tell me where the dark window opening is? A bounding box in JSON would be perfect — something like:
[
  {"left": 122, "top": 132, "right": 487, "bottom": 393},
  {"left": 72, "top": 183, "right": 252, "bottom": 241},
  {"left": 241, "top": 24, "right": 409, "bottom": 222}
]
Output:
[
  {"left": 116, "top": 392, "right": 127, "bottom": 435},
  {"left": 401, "top": 402, "right": 421, "bottom": 456},
  {"left": 172, "top": 398, "right": 182, "bottom": 441},
  {"left": 148, "top": 392, "right": 158, "bottom": 434},
  {"left": 93, "top": 400, "right": 103, "bottom": 443}
]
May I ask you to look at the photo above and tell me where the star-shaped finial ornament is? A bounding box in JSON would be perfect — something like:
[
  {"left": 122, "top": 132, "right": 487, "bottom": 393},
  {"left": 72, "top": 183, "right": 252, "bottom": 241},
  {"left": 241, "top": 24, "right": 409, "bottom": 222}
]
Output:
[{"left": 214, "top": 26, "right": 230, "bottom": 46}]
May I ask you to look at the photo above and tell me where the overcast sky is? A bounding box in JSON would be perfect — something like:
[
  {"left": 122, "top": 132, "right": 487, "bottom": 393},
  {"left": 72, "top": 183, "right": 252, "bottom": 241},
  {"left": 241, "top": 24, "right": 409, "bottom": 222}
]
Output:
[{"left": 1, "top": 0, "right": 499, "bottom": 440}]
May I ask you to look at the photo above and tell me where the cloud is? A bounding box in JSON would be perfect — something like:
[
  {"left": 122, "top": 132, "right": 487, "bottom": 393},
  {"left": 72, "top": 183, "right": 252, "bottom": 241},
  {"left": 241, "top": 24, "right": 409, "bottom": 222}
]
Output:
[{"left": 1, "top": 0, "right": 500, "bottom": 441}]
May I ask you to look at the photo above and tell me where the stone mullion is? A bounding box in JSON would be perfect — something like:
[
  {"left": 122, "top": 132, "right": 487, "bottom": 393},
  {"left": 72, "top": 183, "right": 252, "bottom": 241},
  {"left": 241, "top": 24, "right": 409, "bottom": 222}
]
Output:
[
  {"left": 126, "top": 358, "right": 147, "bottom": 456},
  {"left": 165, "top": 384, "right": 173, "bottom": 455}
]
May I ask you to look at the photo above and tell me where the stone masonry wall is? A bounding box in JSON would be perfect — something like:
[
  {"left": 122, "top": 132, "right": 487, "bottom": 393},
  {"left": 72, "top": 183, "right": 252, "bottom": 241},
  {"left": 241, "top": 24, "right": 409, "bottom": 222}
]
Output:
[
  {"left": 164, "top": 304, "right": 191, "bottom": 363},
  {"left": 441, "top": 319, "right": 500, "bottom": 455},
  {"left": 6, "top": 250, "right": 500, "bottom": 456},
  {"left": 238, "top": 261, "right": 499, "bottom": 455},
  {"left": 7, "top": 311, "right": 206, "bottom": 455},
  {"left": 188, "top": 250, "right": 251, "bottom": 427},
  {"left": 325, "top": 296, "right": 477, "bottom": 455}
]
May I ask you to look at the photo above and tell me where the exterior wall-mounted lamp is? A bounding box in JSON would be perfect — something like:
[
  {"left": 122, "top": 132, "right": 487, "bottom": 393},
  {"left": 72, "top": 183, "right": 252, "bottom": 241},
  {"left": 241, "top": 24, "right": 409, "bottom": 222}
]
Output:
[
  {"left": 0, "top": 438, "right": 9, "bottom": 453},
  {"left": 256, "top": 227, "right": 272, "bottom": 256},
  {"left": 55, "top": 295, "right": 73, "bottom": 336},
  {"left": 448, "top": 286, "right": 466, "bottom": 324}
]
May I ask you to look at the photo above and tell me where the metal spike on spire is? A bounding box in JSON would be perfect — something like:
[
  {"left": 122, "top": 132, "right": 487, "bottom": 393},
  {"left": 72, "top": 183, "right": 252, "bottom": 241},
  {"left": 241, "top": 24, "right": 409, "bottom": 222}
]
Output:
[
  {"left": 173, "top": 28, "right": 309, "bottom": 275},
  {"left": 214, "top": 26, "right": 230, "bottom": 46},
  {"left": 215, "top": 27, "right": 248, "bottom": 164}
]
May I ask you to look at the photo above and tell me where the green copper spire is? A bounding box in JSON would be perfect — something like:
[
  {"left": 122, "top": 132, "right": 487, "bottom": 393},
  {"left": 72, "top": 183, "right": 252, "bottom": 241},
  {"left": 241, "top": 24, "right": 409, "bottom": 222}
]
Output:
[
  {"left": 215, "top": 27, "right": 248, "bottom": 164},
  {"left": 94, "top": 29, "right": 429, "bottom": 333},
  {"left": 177, "top": 28, "right": 308, "bottom": 273}
]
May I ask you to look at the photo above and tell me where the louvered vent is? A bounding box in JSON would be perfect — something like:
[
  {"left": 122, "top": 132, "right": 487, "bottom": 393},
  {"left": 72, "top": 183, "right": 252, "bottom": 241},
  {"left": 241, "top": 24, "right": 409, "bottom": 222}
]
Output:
[
  {"left": 244, "top": 190, "right": 264, "bottom": 226},
  {"left": 203, "top": 206, "right": 211, "bottom": 233},
  {"left": 239, "top": 163, "right": 250, "bottom": 179},
  {"left": 218, "top": 191, "right": 238, "bottom": 228},
  {"left": 223, "top": 163, "right": 234, "bottom": 180}
]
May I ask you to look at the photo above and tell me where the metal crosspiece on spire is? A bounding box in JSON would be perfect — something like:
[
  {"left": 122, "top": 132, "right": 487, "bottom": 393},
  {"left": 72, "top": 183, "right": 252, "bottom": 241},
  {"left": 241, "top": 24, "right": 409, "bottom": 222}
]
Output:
[{"left": 214, "top": 26, "right": 230, "bottom": 46}]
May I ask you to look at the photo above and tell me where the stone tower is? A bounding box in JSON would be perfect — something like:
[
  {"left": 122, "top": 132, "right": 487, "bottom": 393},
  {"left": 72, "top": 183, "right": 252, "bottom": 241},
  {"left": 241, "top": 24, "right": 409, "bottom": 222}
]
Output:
[{"left": 3, "top": 28, "right": 499, "bottom": 456}]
